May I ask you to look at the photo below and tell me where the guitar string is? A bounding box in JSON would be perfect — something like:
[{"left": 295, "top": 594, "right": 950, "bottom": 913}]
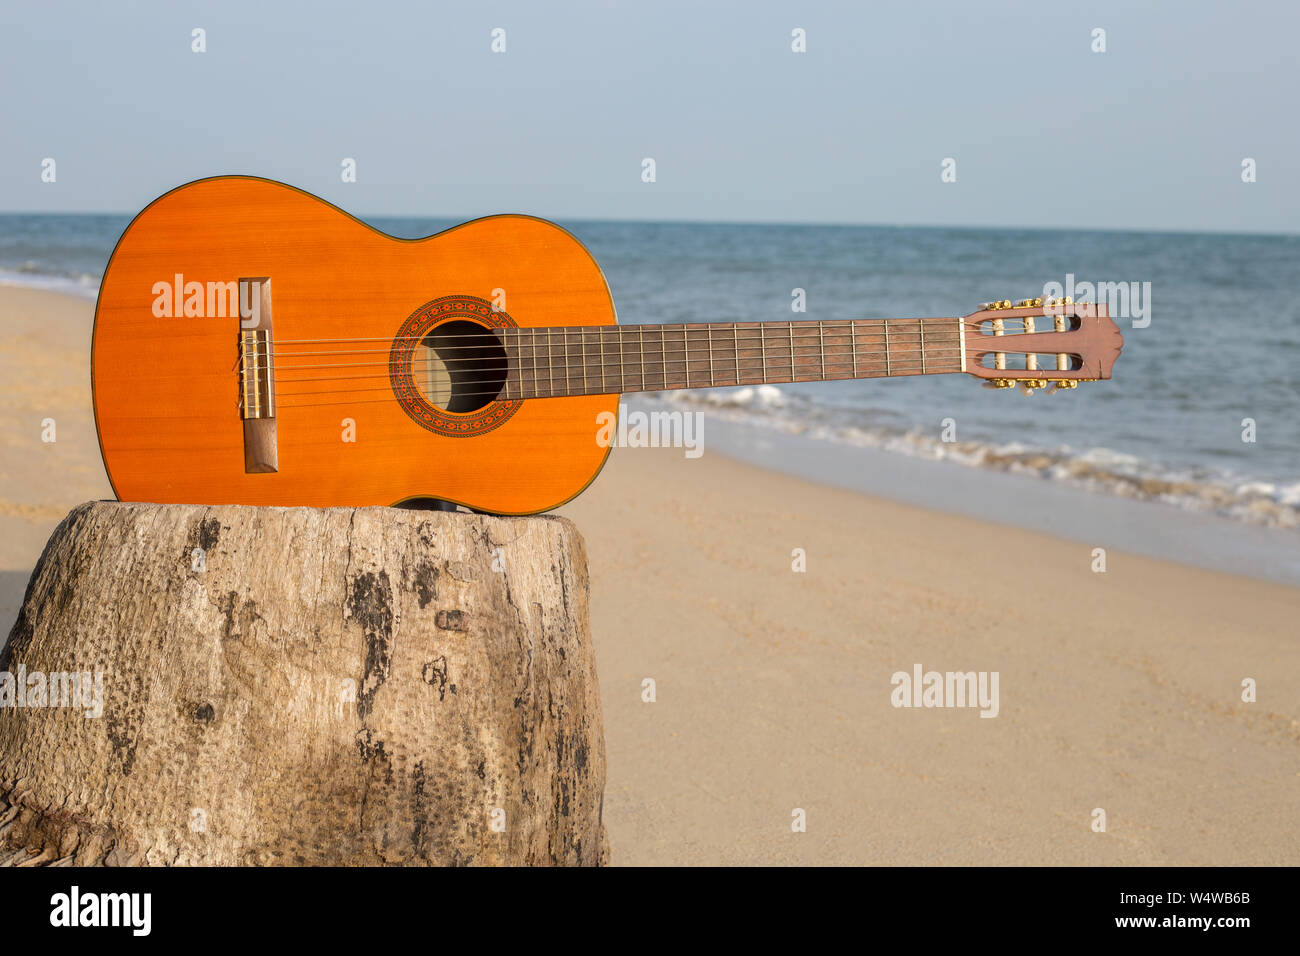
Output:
[
  {"left": 267, "top": 333, "right": 1050, "bottom": 360},
  {"left": 274, "top": 334, "right": 957, "bottom": 360},
  {"left": 272, "top": 366, "right": 1068, "bottom": 405},
  {"left": 268, "top": 325, "right": 1057, "bottom": 363},
  {"left": 270, "top": 338, "right": 971, "bottom": 369},
  {"left": 268, "top": 342, "right": 1067, "bottom": 397},
  {"left": 268, "top": 355, "right": 977, "bottom": 386},
  {"left": 253, "top": 326, "right": 1069, "bottom": 406},
  {"left": 271, "top": 340, "right": 975, "bottom": 374},
  {"left": 268, "top": 325, "right": 1021, "bottom": 361},
  {"left": 273, "top": 359, "right": 970, "bottom": 399},
  {"left": 268, "top": 316, "right": 1060, "bottom": 347},
  {"left": 269, "top": 349, "right": 1047, "bottom": 407},
  {"left": 273, "top": 372, "right": 1068, "bottom": 407},
  {"left": 272, "top": 363, "right": 964, "bottom": 408},
  {"left": 269, "top": 342, "right": 1061, "bottom": 379},
  {"left": 269, "top": 342, "right": 973, "bottom": 383}
]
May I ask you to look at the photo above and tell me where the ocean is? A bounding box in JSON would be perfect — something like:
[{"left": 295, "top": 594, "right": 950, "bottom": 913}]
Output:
[{"left": 2, "top": 212, "right": 1298, "bottom": 534}]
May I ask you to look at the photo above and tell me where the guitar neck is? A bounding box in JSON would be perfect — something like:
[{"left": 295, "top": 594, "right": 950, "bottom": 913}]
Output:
[{"left": 499, "top": 318, "right": 965, "bottom": 399}]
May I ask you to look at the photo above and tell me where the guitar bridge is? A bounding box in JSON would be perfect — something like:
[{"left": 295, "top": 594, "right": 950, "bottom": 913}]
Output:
[
  {"left": 239, "top": 329, "right": 275, "bottom": 420},
  {"left": 237, "top": 277, "right": 278, "bottom": 473}
]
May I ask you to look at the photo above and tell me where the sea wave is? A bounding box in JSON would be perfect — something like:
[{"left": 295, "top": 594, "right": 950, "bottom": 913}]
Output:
[
  {"left": 0, "top": 265, "right": 101, "bottom": 299},
  {"left": 654, "top": 385, "right": 1300, "bottom": 530}
]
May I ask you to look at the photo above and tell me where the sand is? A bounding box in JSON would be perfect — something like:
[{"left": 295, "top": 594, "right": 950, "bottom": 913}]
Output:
[
  {"left": 3, "top": 285, "right": 1297, "bottom": 865},
  {"left": 0, "top": 286, "right": 114, "bottom": 626}
]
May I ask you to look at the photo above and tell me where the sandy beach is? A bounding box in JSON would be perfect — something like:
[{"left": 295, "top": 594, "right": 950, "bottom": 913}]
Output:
[{"left": 2, "top": 285, "right": 1297, "bottom": 866}]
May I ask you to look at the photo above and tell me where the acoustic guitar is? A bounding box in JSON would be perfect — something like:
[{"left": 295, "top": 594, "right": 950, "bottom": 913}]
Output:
[{"left": 92, "top": 176, "right": 1124, "bottom": 513}]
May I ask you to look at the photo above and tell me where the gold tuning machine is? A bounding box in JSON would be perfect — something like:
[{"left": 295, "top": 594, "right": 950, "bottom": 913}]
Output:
[
  {"left": 1051, "top": 379, "right": 1079, "bottom": 389},
  {"left": 989, "top": 378, "right": 1016, "bottom": 389},
  {"left": 981, "top": 299, "right": 1014, "bottom": 311},
  {"left": 1015, "top": 297, "right": 1043, "bottom": 308}
]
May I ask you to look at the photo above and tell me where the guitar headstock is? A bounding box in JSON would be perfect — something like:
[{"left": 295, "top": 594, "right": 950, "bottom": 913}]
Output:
[{"left": 962, "top": 297, "right": 1124, "bottom": 393}]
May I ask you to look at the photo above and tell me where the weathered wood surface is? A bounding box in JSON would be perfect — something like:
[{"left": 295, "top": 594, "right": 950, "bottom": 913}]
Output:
[{"left": 0, "top": 501, "right": 607, "bottom": 866}]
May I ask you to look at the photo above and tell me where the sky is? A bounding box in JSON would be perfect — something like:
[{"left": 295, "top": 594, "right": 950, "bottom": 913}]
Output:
[{"left": 1, "top": 0, "right": 1297, "bottom": 233}]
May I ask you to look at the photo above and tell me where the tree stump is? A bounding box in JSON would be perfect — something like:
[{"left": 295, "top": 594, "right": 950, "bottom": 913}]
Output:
[{"left": 0, "top": 501, "right": 607, "bottom": 866}]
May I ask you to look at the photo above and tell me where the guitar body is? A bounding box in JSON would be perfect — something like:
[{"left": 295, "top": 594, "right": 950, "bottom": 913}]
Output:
[{"left": 93, "top": 176, "right": 618, "bottom": 513}]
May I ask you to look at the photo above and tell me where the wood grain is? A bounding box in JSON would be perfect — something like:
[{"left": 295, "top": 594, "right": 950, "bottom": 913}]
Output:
[{"left": 0, "top": 501, "right": 607, "bottom": 866}]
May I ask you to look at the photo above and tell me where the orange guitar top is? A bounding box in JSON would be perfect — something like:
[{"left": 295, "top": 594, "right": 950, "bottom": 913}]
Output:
[{"left": 93, "top": 176, "right": 619, "bottom": 513}]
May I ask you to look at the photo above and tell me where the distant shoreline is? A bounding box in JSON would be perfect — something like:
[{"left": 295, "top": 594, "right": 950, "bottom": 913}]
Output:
[{"left": 3, "top": 210, "right": 1300, "bottom": 240}]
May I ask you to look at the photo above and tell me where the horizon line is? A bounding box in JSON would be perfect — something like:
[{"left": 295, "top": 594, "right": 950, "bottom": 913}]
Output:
[{"left": 1, "top": 208, "right": 1297, "bottom": 240}]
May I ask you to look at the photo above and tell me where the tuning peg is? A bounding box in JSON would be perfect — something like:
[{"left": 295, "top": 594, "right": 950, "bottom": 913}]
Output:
[
  {"left": 1018, "top": 378, "right": 1048, "bottom": 394},
  {"left": 1015, "top": 297, "right": 1043, "bottom": 308},
  {"left": 984, "top": 378, "right": 1016, "bottom": 389},
  {"left": 981, "top": 299, "right": 1013, "bottom": 311},
  {"left": 1051, "top": 379, "right": 1079, "bottom": 390}
]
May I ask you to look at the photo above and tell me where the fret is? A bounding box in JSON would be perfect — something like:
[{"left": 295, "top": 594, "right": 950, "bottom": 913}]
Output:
[
  {"left": 598, "top": 330, "right": 606, "bottom": 392},
  {"left": 639, "top": 327, "right": 646, "bottom": 391},
  {"left": 516, "top": 330, "right": 526, "bottom": 399},
  {"left": 526, "top": 328, "right": 534, "bottom": 398},
  {"left": 607, "top": 329, "right": 614, "bottom": 389},
  {"left": 618, "top": 327, "right": 627, "bottom": 392},
  {"left": 850, "top": 322, "right": 857, "bottom": 378},
  {"left": 516, "top": 330, "right": 526, "bottom": 397},
  {"left": 818, "top": 321, "right": 826, "bottom": 380},
  {"left": 687, "top": 324, "right": 707, "bottom": 389},
  {"left": 733, "top": 324, "right": 741, "bottom": 386},
  {"left": 681, "top": 325, "right": 691, "bottom": 390},
  {"left": 562, "top": 328, "right": 570, "bottom": 395},
  {"left": 707, "top": 325, "right": 715, "bottom": 386},
  {"left": 661, "top": 326, "right": 669, "bottom": 390},
  {"left": 789, "top": 323, "right": 796, "bottom": 381},
  {"left": 760, "top": 324, "right": 767, "bottom": 383},
  {"left": 884, "top": 321, "right": 891, "bottom": 376},
  {"left": 499, "top": 334, "right": 510, "bottom": 400},
  {"left": 548, "top": 329, "right": 555, "bottom": 397},
  {"left": 608, "top": 327, "right": 616, "bottom": 392},
  {"left": 512, "top": 329, "right": 521, "bottom": 398},
  {"left": 608, "top": 327, "right": 617, "bottom": 392},
  {"left": 533, "top": 328, "right": 541, "bottom": 398},
  {"left": 503, "top": 332, "right": 514, "bottom": 398},
  {"left": 919, "top": 319, "right": 926, "bottom": 375}
]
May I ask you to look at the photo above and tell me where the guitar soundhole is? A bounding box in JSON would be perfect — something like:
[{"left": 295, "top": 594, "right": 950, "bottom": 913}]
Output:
[
  {"left": 390, "top": 294, "right": 522, "bottom": 439},
  {"left": 418, "top": 320, "right": 508, "bottom": 412}
]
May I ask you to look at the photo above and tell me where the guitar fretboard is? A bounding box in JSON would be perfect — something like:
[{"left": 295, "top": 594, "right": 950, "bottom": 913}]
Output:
[{"left": 497, "top": 319, "right": 963, "bottom": 399}]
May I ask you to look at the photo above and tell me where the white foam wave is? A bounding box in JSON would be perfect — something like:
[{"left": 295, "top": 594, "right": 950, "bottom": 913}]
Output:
[
  {"left": 0, "top": 268, "right": 100, "bottom": 300},
  {"left": 653, "top": 386, "right": 1300, "bottom": 530}
]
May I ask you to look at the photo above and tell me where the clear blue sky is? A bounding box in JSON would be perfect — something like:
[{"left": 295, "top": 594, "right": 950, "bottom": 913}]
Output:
[{"left": 2, "top": 0, "right": 1296, "bottom": 232}]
